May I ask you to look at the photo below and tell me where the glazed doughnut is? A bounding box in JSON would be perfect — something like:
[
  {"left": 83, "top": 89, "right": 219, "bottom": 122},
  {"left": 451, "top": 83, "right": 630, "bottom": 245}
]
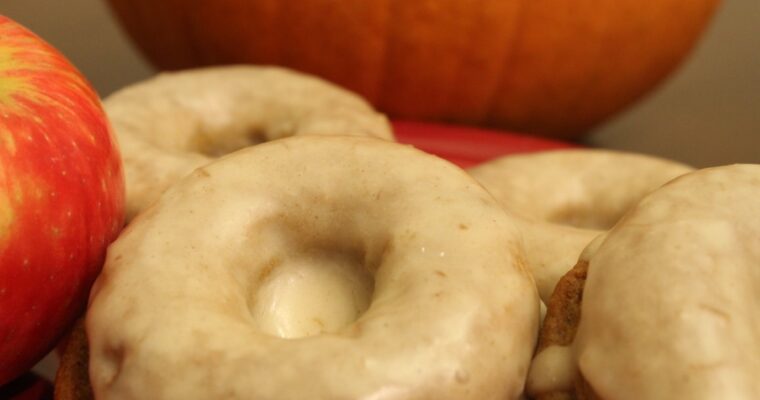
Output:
[
  {"left": 527, "top": 164, "right": 760, "bottom": 399},
  {"left": 468, "top": 149, "right": 693, "bottom": 302},
  {"left": 86, "top": 136, "right": 539, "bottom": 400},
  {"left": 104, "top": 65, "right": 394, "bottom": 221}
]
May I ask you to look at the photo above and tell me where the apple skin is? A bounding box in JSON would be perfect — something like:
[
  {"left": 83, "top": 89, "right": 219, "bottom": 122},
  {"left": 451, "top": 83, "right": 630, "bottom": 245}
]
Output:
[{"left": 0, "top": 16, "right": 125, "bottom": 384}]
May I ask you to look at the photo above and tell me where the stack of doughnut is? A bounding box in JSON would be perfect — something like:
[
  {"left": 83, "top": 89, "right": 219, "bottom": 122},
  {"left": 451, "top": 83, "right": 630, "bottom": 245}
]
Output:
[{"left": 54, "top": 65, "right": 759, "bottom": 400}]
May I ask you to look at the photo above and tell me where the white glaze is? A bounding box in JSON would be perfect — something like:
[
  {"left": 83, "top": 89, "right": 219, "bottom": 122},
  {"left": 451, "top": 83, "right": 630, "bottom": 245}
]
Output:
[
  {"left": 527, "top": 165, "right": 760, "bottom": 399},
  {"left": 469, "top": 149, "right": 693, "bottom": 302},
  {"left": 104, "top": 65, "right": 394, "bottom": 221},
  {"left": 87, "top": 136, "right": 539, "bottom": 400}
]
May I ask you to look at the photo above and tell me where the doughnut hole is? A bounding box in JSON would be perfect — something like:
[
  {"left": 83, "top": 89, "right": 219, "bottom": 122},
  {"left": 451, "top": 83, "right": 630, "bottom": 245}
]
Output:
[
  {"left": 546, "top": 203, "right": 624, "bottom": 230},
  {"left": 144, "top": 108, "right": 304, "bottom": 159},
  {"left": 188, "top": 127, "right": 268, "bottom": 157},
  {"left": 543, "top": 182, "right": 664, "bottom": 230},
  {"left": 185, "top": 120, "right": 308, "bottom": 157},
  {"left": 183, "top": 117, "right": 306, "bottom": 157},
  {"left": 239, "top": 198, "right": 387, "bottom": 340},
  {"left": 248, "top": 250, "right": 374, "bottom": 339},
  {"left": 533, "top": 178, "right": 643, "bottom": 230},
  {"left": 468, "top": 150, "right": 695, "bottom": 232}
]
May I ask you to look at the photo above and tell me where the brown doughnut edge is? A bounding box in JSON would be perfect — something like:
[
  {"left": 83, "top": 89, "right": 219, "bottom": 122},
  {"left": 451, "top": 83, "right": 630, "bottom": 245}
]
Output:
[
  {"left": 54, "top": 318, "right": 93, "bottom": 400},
  {"left": 532, "top": 260, "right": 599, "bottom": 400}
]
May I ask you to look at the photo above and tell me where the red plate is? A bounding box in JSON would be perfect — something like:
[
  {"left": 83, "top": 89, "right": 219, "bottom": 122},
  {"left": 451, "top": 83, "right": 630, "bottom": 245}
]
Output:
[{"left": 393, "top": 120, "right": 578, "bottom": 168}]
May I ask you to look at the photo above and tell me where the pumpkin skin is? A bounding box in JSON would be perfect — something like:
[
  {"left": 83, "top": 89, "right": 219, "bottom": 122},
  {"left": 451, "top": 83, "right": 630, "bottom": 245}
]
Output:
[{"left": 103, "top": 0, "right": 719, "bottom": 139}]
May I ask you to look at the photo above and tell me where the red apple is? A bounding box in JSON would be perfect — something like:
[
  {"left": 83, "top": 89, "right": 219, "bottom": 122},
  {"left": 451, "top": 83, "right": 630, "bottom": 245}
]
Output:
[{"left": 0, "top": 16, "right": 125, "bottom": 384}]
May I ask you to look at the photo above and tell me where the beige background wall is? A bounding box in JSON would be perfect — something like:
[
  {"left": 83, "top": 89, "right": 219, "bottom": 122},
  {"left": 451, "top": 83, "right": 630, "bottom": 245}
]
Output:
[{"left": 2, "top": 0, "right": 758, "bottom": 167}]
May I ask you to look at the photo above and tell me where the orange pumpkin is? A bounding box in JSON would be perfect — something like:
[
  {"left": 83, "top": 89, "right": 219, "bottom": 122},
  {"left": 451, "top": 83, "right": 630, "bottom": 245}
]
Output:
[{"left": 104, "top": 0, "right": 719, "bottom": 139}]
